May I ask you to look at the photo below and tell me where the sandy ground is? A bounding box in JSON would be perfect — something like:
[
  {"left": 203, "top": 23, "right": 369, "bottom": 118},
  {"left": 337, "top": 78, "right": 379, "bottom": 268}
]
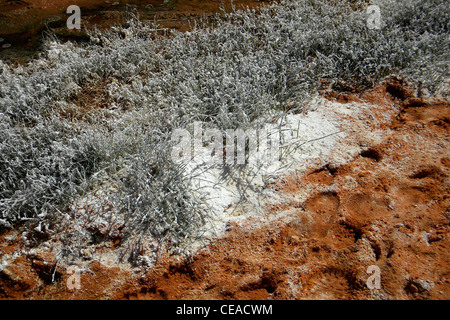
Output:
[{"left": 0, "top": 77, "right": 448, "bottom": 300}]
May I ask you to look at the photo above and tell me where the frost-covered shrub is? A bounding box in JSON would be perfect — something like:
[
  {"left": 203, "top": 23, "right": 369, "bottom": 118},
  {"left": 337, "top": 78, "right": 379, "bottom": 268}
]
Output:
[{"left": 0, "top": 0, "right": 448, "bottom": 252}]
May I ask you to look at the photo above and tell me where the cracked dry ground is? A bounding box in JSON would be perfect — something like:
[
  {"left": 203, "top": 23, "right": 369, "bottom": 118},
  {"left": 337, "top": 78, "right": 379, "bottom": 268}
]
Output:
[{"left": 0, "top": 79, "right": 449, "bottom": 299}]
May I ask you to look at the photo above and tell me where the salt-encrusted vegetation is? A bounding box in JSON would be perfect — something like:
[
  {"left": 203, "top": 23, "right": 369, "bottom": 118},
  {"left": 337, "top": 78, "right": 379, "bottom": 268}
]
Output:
[{"left": 0, "top": 0, "right": 448, "bottom": 259}]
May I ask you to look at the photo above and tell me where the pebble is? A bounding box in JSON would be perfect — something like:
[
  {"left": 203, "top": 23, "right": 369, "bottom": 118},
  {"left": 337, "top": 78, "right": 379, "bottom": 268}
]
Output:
[
  {"left": 0, "top": 38, "right": 3, "bottom": 42},
  {"left": 408, "top": 283, "right": 419, "bottom": 294},
  {"left": 104, "top": 1, "right": 110, "bottom": 3},
  {"left": 416, "top": 279, "right": 434, "bottom": 291},
  {"left": 2, "top": 43, "right": 11, "bottom": 49},
  {"left": 112, "top": 1, "right": 120, "bottom": 5}
]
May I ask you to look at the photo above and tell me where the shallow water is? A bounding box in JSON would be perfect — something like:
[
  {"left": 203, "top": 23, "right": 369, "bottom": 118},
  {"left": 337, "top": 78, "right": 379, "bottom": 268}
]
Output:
[{"left": 0, "top": 0, "right": 263, "bottom": 64}]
